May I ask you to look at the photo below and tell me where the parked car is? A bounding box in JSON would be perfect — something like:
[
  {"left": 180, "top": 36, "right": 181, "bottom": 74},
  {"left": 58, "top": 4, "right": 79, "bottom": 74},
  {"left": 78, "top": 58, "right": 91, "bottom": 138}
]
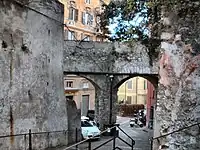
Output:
[{"left": 81, "top": 116, "right": 101, "bottom": 140}]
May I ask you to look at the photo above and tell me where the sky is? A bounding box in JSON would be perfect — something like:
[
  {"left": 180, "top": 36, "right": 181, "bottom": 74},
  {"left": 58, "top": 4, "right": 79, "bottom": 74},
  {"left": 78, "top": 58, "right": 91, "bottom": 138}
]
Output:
[{"left": 108, "top": 8, "right": 148, "bottom": 37}]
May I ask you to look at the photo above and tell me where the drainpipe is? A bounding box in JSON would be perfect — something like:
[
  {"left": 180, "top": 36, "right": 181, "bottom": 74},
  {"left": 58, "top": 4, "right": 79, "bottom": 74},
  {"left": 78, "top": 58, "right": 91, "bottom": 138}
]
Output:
[
  {"left": 124, "top": 82, "right": 127, "bottom": 104},
  {"left": 109, "top": 75, "right": 114, "bottom": 125},
  {"left": 136, "top": 77, "right": 138, "bottom": 104}
]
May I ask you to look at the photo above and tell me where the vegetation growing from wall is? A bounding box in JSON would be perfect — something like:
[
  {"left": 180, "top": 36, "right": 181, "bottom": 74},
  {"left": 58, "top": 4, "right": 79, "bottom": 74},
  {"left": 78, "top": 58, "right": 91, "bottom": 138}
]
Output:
[
  {"left": 100, "top": 0, "right": 200, "bottom": 64},
  {"left": 100, "top": 0, "right": 161, "bottom": 65}
]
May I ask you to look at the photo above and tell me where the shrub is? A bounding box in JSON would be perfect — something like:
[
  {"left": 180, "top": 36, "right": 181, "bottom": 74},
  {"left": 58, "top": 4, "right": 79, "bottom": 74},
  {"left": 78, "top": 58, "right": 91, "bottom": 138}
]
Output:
[{"left": 117, "top": 104, "right": 145, "bottom": 117}]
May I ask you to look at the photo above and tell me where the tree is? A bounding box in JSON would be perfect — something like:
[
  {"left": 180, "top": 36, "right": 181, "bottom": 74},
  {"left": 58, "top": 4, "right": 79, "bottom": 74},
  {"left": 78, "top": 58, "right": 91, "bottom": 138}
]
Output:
[{"left": 100, "top": 0, "right": 162, "bottom": 65}]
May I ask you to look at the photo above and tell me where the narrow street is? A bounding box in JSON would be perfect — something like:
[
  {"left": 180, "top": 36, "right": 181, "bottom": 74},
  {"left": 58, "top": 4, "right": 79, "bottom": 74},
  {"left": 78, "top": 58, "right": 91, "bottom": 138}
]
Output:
[
  {"left": 83, "top": 116, "right": 152, "bottom": 150},
  {"left": 52, "top": 116, "right": 152, "bottom": 150}
]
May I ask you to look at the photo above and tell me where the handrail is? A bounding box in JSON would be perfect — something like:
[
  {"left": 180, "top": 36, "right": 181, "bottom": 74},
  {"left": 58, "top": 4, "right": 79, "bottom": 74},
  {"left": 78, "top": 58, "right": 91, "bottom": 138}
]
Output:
[
  {"left": 152, "top": 122, "right": 200, "bottom": 140},
  {"left": 64, "top": 138, "right": 88, "bottom": 150},
  {"left": 0, "top": 129, "right": 79, "bottom": 139},
  {"left": 118, "top": 126, "right": 135, "bottom": 141},
  {"left": 63, "top": 125, "right": 117, "bottom": 150},
  {"left": 92, "top": 125, "right": 135, "bottom": 150},
  {"left": 93, "top": 137, "right": 115, "bottom": 150},
  {"left": 64, "top": 124, "right": 135, "bottom": 150}
]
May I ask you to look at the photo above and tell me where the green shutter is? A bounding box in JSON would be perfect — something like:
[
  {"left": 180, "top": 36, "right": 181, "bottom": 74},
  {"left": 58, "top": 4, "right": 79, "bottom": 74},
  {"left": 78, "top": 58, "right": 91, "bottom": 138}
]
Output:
[{"left": 75, "top": 9, "right": 78, "bottom": 21}]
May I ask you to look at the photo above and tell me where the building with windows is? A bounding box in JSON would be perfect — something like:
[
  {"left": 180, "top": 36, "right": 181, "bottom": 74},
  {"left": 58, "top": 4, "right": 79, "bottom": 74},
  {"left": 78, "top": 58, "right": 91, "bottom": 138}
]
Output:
[
  {"left": 117, "top": 77, "right": 148, "bottom": 105},
  {"left": 59, "top": 0, "right": 110, "bottom": 41},
  {"left": 64, "top": 75, "right": 95, "bottom": 116}
]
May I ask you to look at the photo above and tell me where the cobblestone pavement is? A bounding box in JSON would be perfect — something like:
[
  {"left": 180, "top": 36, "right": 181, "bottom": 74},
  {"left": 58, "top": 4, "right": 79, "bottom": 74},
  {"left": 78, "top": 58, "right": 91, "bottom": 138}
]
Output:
[{"left": 49, "top": 117, "right": 152, "bottom": 150}]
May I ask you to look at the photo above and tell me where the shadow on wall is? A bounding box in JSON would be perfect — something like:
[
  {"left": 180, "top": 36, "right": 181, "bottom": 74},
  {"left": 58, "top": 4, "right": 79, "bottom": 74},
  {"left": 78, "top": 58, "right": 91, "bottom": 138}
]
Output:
[{"left": 66, "top": 99, "right": 81, "bottom": 145}]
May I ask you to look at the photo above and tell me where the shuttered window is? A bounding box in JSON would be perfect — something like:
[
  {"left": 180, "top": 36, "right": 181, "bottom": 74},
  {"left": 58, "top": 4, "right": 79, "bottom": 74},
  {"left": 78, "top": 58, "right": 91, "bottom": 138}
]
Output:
[
  {"left": 82, "top": 12, "right": 86, "bottom": 25},
  {"left": 69, "top": 7, "right": 78, "bottom": 21},
  {"left": 82, "top": 12, "right": 93, "bottom": 25}
]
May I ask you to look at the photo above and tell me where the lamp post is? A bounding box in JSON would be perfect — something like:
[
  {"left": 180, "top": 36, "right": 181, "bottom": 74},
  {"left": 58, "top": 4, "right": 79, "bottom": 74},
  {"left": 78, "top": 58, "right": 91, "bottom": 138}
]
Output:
[{"left": 109, "top": 75, "right": 114, "bottom": 125}]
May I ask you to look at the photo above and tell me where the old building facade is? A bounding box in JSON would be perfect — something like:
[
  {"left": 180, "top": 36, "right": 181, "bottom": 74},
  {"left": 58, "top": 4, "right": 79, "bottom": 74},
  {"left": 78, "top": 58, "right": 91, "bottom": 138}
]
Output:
[
  {"left": 59, "top": 0, "right": 110, "bottom": 41},
  {"left": 64, "top": 75, "right": 95, "bottom": 116},
  {"left": 59, "top": 0, "right": 111, "bottom": 117},
  {"left": 117, "top": 77, "right": 148, "bottom": 105}
]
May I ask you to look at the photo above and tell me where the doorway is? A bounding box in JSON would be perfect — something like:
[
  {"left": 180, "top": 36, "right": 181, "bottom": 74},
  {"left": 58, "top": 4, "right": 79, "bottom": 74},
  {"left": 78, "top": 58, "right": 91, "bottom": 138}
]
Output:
[{"left": 81, "top": 95, "right": 89, "bottom": 116}]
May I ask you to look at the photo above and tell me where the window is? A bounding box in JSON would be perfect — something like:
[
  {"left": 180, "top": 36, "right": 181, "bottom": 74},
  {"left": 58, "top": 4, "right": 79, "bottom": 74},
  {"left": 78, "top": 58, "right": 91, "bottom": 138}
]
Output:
[
  {"left": 144, "top": 80, "right": 147, "bottom": 90},
  {"left": 67, "top": 31, "right": 75, "bottom": 40},
  {"left": 84, "top": 35, "right": 90, "bottom": 41},
  {"left": 69, "top": 7, "right": 78, "bottom": 21},
  {"left": 81, "top": 120, "right": 93, "bottom": 127},
  {"left": 82, "top": 82, "right": 89, "bottom": 89},
  {"left": 126, "top": 96, "right": 132, "bottom": 104},
  {"left": 82, "top": 12, "right": 94, "bottom": 25},
  {"left": 127, "top": 80, "right": 132, "bottom": 89},
  {"left": 132, "top": 96, "right": 137, "bottom": 104},
  {"left": 85, "top": 0, "right": 91, "bottom": 4},
  {"left": 66, "top": 81, "right": 73, "bottom": 88}
]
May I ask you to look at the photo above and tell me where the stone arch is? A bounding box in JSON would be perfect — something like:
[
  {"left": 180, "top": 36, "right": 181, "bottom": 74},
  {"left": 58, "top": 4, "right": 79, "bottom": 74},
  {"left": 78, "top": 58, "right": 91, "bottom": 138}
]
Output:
[
  {"left": 114, "top": 74, "right": 159, "bottom": 129},
  {"left": 63, "top": 72, "right": 101, "bottom": 90},
  {"left": 114, "top": 74, "right": 158, "bottom": 90}
]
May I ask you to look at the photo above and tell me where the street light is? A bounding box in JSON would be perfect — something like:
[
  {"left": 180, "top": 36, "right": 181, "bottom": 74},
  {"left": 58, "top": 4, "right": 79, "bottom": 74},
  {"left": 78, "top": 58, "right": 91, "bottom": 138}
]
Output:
[{"left": 109, "top": 75, "right": 114, "bottom": 125}]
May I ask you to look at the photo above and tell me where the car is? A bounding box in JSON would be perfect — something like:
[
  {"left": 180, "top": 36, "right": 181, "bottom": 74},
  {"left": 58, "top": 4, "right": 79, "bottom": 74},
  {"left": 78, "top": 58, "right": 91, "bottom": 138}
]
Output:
[{"left": 81, "top": 117, "right": 101, "bottom": 140}]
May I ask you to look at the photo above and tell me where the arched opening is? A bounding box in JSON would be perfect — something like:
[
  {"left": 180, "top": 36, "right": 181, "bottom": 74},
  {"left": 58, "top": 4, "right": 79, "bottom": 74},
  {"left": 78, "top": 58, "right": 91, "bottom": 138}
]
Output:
[
  {"left": 63, "top": 74, "right": 97, "bottom": 144},
  {"left": 116, "top": 75, "right": 157, "bottom": 129},
  {"left": 64, "top": 74, "right": 97, "bottom": 116}
]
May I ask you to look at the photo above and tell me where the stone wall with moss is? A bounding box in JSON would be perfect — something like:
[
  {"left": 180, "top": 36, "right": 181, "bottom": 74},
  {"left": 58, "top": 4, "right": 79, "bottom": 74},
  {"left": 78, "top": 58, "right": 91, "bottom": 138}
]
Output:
[{"left": 154, "top": 0, "right": 200, "bottom": 149}]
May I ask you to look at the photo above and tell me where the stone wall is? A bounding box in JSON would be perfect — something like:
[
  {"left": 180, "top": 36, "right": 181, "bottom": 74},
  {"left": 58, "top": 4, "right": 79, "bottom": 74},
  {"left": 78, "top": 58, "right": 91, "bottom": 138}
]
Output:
[
  {"left": 64, "top": 41, "right": 158, "bottom": 74},
  {"left": 154, "top": 1, "right": 200, "bottom": 149},
  {"left": 0, "top": 0, "right": 68, "bottom": 149},
  {"left": 64, "top": 41, "right": 159, "bottom": 129}
]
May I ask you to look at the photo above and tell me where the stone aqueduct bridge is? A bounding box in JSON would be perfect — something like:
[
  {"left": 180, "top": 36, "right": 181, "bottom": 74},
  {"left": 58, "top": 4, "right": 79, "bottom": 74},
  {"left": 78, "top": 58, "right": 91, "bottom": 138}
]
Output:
[{"left": 63, "top": 41, "right": 159, "bottom": 127}]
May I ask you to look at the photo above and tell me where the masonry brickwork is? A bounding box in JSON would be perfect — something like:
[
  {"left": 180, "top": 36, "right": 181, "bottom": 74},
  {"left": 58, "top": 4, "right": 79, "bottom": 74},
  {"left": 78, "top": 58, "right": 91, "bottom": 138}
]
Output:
[{"left": 64, "top": 41, "right": 158, "bottom": 129}]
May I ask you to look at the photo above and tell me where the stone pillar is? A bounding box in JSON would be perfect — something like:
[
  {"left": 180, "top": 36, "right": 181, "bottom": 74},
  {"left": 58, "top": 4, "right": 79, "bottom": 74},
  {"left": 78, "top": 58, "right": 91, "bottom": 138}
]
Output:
[
  {"left": 94, "top": 75, "right": 118, "bottom": 130},
  {"left": 66, "top": 100, "right": 81, "bottom": 145},
  {"left": 155, "top": 1, "right": 200, "bottom": 149}
]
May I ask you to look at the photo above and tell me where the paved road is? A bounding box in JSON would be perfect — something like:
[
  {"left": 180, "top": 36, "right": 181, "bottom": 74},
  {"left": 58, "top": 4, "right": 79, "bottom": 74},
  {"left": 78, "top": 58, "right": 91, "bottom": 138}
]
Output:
[{"left": 49, "top": 117, "right": 152, "bottom": 150}]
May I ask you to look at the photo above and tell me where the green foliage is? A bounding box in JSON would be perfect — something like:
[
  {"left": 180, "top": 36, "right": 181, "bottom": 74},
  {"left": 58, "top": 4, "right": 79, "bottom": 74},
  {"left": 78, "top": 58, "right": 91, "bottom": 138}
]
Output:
[{"left": 100, "top": 0, "right": 161, "bottom": 65}]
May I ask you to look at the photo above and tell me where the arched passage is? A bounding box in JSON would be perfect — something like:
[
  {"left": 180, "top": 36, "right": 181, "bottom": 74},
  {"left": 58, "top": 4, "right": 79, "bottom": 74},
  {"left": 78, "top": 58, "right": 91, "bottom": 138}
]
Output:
[
  {"left": 63, "top": 74, "right": 98, "bottom": 116},
  {"left": 63, "top": 73, "right": 100, "bottom": 144},
  {"left": 115, "top": 74, "right": 158, "bottom": 128}
]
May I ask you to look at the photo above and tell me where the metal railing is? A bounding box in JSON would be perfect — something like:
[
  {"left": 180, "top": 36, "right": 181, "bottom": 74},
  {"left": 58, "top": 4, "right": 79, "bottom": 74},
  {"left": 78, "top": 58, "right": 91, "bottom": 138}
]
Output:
[
  {"left": 64, "top": 124, "right": 135, "bottom": 150},
  {"left": 0, "top": 123, "right": 136, "bottom": 150},
  {"left": 150, "top": 122, "right": 200, "bottom": 150},
  {"left": 0, "top": 128, "right": 81, "bottom": 150}
]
